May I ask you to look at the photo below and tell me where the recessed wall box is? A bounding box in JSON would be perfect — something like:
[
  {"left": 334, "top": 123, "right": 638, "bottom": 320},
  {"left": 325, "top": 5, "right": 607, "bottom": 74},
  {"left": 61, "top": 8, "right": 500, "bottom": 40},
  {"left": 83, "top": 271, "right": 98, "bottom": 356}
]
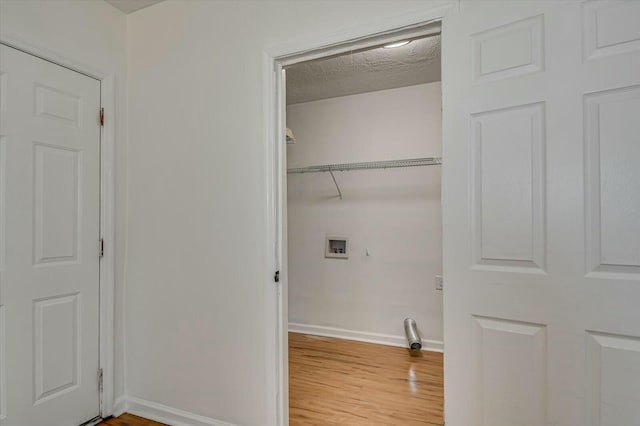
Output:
[{"left": 325, "top": 236, "right": 349, "bottom": 259}]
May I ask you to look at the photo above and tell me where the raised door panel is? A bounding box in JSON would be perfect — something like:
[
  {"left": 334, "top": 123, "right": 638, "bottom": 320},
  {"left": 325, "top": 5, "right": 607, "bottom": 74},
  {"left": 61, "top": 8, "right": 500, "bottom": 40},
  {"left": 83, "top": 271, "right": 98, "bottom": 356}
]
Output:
[
  {"left": 34, "top": 84, "right": 81, "bottom": 127},
  {"left": 0, "top": 136, "right": 5, "bottom": 271},
  {"left": 0, "top": 135, "right": 5, "bottom": 420},
  {"left": 471, "top": 14, "right": 544, "bottom": 84},
  {"left": 33, "top": 294, "right": 80, "bottom": 404},
  {"left": 33, "top": 143, "right": 81, "bottom": 266},
  {"left": 587, "top": 331, "right": 640, "bottom": 425},
  {"left": 471, "top": 102, "right": 546, "bottom": 272},
  {"left": 0, "top": 72, "right": 6, "bottom": 112},
  {"left": 0, "top": 305, "right": 5, "bottom": 421},
  {"left": 472, "top": 316, "right": 547, "bottom": 426},
  {"left": 585, "top": 85, "right": 640, "bottom": 279},
  {"left": 583, "top": 0, "right": 640, "bottom": 60}
]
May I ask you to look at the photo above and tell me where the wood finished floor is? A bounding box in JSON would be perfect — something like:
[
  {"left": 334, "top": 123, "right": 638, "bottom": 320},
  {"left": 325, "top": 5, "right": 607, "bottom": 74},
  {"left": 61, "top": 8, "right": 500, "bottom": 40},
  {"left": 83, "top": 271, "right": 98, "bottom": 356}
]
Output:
[
  {"left": 99, "top": 413, "right": 165, "bottom": 426},
  {"left": 289, "top": 332, "right": 444, "bottom": 425},
  {"left": 102, "top": 333, "right": 444, "bottom": 426}
]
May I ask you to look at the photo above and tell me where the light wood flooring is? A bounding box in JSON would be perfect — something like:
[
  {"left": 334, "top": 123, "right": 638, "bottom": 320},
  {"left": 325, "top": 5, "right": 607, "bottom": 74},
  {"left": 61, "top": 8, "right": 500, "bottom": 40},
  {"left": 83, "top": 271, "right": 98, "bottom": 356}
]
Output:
[
  {"left": 289, "top": 332, "right": 444, "bottom": 425},
  {"left": 99, "top": 413, "right": 165, "bottom": 426},
  {"left": 102, "top": 333, "right": 444, "bottom": 426}
]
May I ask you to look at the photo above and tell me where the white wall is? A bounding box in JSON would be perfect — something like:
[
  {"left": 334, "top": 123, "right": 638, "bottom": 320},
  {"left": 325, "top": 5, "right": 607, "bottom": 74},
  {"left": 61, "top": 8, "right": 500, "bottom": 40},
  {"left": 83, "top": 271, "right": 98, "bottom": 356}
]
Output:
[
  {"left": 287, "top": 83, "right": 443, "bottom": 349},
  {"left": 126, "top": 1, "right": 452, "bottom": 425},
  {"left": 0, "top": 0, "right": 128, "bottom": 403}
]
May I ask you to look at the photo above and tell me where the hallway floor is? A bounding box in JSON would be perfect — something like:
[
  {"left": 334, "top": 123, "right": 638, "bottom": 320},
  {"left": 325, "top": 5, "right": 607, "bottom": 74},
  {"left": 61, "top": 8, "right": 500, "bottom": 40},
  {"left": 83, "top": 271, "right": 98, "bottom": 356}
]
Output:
[
  {"left": 99, "top": 414, "right": 165, "bottom": 425},
  {"left": 103, "top": 333, "right": 444, "bottom": 426}
]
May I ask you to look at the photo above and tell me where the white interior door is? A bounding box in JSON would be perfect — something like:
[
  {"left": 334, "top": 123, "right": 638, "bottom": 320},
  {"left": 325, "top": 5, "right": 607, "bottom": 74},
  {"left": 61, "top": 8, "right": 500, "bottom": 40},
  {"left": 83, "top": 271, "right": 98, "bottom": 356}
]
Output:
[
  {"left": 442, "top": 1, "right": 640, "bottom": 425},
  {"left": 0, "top": 44, "right": 101, "bottom": 426}
]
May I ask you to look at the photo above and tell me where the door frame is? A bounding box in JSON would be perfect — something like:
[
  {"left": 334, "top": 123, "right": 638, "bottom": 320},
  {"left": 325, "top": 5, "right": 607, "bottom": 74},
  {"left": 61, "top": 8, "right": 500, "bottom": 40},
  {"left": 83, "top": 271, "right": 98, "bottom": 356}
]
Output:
[
  {"left": 0, "top": 34, "right": 117, "bottom": 418},
  {"left": 262, "top": 2, "right": 456, "bottom": 425}
]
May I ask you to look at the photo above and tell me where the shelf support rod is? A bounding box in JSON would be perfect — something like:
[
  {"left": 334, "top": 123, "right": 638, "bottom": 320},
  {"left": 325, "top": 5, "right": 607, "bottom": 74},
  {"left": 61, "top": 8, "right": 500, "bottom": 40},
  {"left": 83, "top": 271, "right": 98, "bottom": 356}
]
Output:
[{"left": 328, "top": 169, "right": 343, "bottom": 200}]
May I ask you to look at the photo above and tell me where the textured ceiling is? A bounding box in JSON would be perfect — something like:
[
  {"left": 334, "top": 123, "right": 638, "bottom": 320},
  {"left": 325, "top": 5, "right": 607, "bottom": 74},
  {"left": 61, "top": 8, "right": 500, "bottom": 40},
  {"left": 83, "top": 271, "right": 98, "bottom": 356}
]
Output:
[
  {"left": 286, "top": 36, "right": 441, "bottom": 105},
  {"left": 104, "top": 0, "right": 165, "bottom": 14}
]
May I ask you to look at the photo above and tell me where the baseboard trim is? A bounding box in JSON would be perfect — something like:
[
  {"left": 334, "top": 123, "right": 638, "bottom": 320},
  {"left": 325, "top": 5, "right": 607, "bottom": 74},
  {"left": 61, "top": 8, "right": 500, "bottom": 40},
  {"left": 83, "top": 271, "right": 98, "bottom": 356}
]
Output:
[
  {"left": 120, "top": 397, "right": 238, "bottom": 426},
  {"left": 112, "top": 396, "right": 128, "bottom": 417},
  {"left": 288, "top": 322, "right": 444, "bottom": 353}
]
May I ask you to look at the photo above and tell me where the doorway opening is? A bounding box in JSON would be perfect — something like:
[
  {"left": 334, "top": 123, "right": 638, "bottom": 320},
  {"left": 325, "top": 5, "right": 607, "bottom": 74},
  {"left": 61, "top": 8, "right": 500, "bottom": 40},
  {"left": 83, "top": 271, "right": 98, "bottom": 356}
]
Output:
[{"left": 277, "top": 21, "right": 444, "bottom": 425}]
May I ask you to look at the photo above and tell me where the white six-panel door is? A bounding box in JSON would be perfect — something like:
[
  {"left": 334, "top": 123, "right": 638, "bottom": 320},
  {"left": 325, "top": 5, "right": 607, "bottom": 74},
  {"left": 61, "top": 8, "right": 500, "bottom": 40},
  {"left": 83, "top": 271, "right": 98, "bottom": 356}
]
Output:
[
  {"left": 442, "top": 1, "right": 640, "bottom": 425},
  {"left": 0, "top": 44, "right": 101, "bottom": 426}
]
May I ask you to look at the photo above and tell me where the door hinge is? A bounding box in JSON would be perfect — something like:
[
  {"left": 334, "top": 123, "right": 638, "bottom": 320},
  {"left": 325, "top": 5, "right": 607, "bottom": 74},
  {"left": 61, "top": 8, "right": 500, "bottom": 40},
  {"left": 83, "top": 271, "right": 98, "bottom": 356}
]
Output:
[
  {"left": 97, "top": 368, "right": 103, "bottom": 391},
  {"left": 274, "top": 270, "right": 280, "bottom": 283},
  {"left": 99, "top": 108, "right": 104, "bottom": 126},
  {"left": 99, "top": 238, "right": 104, "bottom": 258}
]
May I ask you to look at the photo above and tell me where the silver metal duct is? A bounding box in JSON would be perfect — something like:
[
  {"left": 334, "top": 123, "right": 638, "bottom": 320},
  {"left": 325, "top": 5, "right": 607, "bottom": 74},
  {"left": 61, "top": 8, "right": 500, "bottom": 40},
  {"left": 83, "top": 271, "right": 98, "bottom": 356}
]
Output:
[{"left": 404, "top": 318, "right": 422, "bottom": 351}]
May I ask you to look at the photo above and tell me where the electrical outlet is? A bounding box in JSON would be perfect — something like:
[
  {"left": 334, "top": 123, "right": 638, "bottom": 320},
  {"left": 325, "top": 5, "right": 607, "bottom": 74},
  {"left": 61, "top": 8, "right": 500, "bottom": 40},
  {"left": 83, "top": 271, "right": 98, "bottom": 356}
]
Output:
[{"left": 435, "top": 275, "right": 443, "bottom": 291}]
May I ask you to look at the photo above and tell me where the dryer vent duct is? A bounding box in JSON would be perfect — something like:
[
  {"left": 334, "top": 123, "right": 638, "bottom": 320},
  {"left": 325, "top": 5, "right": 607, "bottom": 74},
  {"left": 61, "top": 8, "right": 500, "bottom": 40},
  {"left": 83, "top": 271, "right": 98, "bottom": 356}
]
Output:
[
  {"left": 286, "top": 127, "right": 296, "bottom": 144},
  {"left": 404, "top": 318, "right": 422, "bottom": 351}
]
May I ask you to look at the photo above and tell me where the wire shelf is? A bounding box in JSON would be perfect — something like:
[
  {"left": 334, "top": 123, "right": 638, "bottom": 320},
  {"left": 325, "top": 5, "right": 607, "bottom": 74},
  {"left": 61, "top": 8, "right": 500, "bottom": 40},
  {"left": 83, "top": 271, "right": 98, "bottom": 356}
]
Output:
[
  {"left": 287, "top": 157, "right": 442, "bottom": 174},
  {"left": 287, "top": 157, "right": 442, "bottom": 199}
]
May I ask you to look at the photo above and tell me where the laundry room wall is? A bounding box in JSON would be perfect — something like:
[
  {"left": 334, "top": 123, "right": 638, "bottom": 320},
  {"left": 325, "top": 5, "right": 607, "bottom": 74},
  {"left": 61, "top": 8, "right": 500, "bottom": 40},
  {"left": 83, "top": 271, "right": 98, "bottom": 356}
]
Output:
[{"left": 287, "top": 82, "right": 443, "bottom": 350}]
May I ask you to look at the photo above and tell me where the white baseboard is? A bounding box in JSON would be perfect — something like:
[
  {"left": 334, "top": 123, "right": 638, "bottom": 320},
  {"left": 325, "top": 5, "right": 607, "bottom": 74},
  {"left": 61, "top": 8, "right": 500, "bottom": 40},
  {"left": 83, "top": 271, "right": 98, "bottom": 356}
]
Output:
[
  {"left": 115, "top": 396, "right": 237, "bottom": 426},
  {"left": 112, "top": 395, "right": 128, "bottom": 417},
  {"left": 288, "top": 322, "right": 444, "bottom": 353}
]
